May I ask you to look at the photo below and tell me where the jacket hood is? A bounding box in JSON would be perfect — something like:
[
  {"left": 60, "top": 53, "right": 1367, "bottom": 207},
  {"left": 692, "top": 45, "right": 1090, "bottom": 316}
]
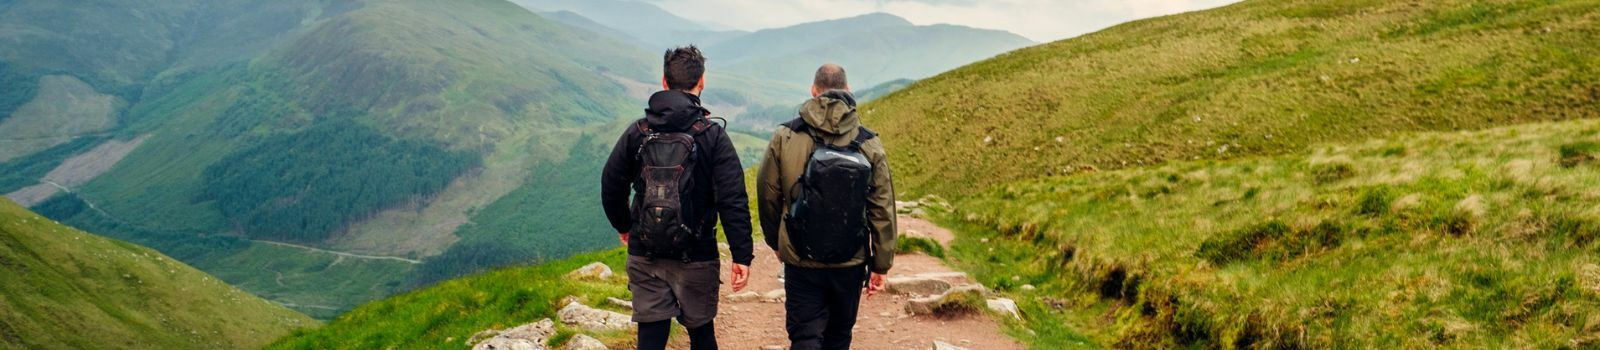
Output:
[
  {"left": 645, "top": 90, "right": 709, "bottom": 132},
  {"left": 798, "top": 89, "right": 859, "bottom": 136}
]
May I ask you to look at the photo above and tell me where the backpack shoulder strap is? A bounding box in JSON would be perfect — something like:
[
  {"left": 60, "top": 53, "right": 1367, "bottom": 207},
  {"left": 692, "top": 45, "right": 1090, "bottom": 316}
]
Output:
[
  {"left": 781, "top": 117, "right": 809, "bottom": 134},
  {"left": 689, "top": 118, "right": 713, "bottom": 135},
  {"left": 635, "top": 119, "right": 651, "bottom": 134},
  {"left": 849, "top": 126, "right": 877, "bottom": 149}
]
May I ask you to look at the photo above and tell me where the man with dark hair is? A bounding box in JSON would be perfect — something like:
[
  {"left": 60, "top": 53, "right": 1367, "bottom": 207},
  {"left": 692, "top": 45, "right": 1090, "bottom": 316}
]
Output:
[
  {"left": 601, "top": 45, "right": 753, "bottom": 350},
  {"left": 757, "top": 63, "right": 897, "bottom": 350}
]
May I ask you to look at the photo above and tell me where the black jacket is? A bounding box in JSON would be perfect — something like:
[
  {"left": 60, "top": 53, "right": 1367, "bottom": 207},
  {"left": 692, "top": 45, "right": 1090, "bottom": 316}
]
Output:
[{"left": 601, "top": 90, "right": 754, "bottom": 265}]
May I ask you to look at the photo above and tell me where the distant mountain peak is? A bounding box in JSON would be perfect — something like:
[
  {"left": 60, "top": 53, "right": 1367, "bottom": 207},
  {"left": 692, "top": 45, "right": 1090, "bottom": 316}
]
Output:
[{"left": 850, "top": 12, "right": 912, "bottom": 24}]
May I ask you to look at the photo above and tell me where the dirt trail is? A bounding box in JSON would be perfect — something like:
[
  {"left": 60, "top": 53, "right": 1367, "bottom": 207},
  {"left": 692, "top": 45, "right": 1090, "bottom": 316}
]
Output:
[{"left": 699, "top": 215, "right": 1023, "bottom": 350}]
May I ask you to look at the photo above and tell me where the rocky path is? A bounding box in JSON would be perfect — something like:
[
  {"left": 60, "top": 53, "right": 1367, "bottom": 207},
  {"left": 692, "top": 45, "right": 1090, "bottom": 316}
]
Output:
[
  {"left": 470, "top": 214, "right": 1025, "bottom": 350},
  {"left": 702, "top": 215, "right": 1023, "bottom": 350}
]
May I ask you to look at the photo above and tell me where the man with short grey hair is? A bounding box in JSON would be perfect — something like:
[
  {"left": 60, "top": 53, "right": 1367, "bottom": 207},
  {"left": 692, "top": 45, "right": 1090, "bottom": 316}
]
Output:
[{"left": 757, "top": 63, "right": 897, "bottom": 350}]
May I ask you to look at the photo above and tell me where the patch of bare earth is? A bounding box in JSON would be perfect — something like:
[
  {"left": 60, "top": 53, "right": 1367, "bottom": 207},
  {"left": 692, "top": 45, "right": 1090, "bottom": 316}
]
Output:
[
  {"left": 6, "top": 134, "right": 148, "bottom": 206},
  {"left": 0, "top": 75, "right": 119, "bottom": 161},
  {"left": 697, "top": 216, "right": 1023, "bottom": 350}
]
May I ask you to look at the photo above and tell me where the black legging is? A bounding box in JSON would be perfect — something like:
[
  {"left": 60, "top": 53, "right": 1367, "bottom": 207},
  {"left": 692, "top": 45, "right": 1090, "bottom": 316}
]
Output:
[{"left": 637, "top": 320, "right": 717, "bottom": 350}]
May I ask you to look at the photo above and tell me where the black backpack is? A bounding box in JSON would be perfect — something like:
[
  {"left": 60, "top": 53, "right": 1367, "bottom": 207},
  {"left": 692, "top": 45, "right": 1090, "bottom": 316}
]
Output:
[
  {"left": 782, "top": 118, "right": 877, "bottom": 263},
  {"left": 631, "top": 119, "right": 711, "bottom": 260}
]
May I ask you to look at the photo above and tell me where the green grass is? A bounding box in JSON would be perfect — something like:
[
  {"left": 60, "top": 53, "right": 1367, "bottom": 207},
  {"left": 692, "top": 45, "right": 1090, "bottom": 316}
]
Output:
[
  {"left": 1558, "top": 141, "right": 1600, "bottom": 168},
  {"left": 267, "top": 249, "right": 635, "bottom": 350},
  {"left": 31, "top": 192, "right": 414, "bottom": 320},
  {"left": 945, "top": 120, "right": 1600, "bottom": 348},
  {"left": 863, "top": 0, "right": 1600, "bottom": 197},
  {"left": 896, "top": 235, "right": 946, "bottom": 259},
  {"left": 0, "top": 198, "right": 317, "bottom": 349}
]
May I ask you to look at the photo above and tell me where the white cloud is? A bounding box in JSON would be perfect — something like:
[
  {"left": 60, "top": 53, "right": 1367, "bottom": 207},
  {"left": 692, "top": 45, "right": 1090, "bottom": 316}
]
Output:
[{"left": 643, "top": 0, "right": 1240, "bottom": 42}]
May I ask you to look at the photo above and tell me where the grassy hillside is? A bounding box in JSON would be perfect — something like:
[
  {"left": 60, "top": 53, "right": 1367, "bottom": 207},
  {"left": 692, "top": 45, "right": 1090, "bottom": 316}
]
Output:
[
  {"left": 857, "top": 78, "right": 915, "bottom": 103},
  {"left": 946, "top": 119, "right": 1600, "bottom": 348},
  {"left": 0, "top": 198, "right": 316, "bottom": 349},
  {"left": 267, "top": 249, "right": 634, "bottom": 350},
  {"left": 864, "top": 0, "right": 1600, "bottom": 197}
]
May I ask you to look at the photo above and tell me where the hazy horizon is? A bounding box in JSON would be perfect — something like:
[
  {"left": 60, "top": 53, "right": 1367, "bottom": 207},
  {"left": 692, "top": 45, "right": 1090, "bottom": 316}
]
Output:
[{"left": 643, "top": 0, "right": 1242, "bottom": 42}]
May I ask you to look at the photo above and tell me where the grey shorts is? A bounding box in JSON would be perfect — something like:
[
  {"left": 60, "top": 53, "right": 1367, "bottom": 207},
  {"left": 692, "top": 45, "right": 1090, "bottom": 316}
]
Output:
[{"left": 626, "top": 255, "right": 721, "bottom": 328}]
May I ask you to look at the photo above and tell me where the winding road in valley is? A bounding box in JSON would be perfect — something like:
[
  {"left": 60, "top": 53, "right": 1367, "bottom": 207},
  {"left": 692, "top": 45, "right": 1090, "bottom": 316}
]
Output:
[
  {"left": 252, "top": 240, "right": 422, "bottom": 264},
  {"left": 45, "top": 181, "right": 423, "bottom": 264}
]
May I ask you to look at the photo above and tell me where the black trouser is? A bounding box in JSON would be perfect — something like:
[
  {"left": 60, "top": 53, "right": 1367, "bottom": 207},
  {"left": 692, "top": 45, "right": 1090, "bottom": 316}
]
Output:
[
  {"left": 637, "top": 320, "right": 716, "bottom": 350},
  {"left": 784, "top": 264, "right": 868, "bottom": 350}
]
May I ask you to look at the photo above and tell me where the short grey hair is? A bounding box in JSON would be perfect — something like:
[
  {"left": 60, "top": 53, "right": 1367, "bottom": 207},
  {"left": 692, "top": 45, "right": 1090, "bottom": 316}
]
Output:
[{"left": 813, "top": 64, "right": 848, "bottom": 91}]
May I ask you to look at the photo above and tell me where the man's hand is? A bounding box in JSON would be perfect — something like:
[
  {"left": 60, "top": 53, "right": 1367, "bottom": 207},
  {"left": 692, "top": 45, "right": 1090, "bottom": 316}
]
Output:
[
  {"left": 730, "top": 264, "right": 750, "bottom": 292},
  {"left": 619, "top": 232, "right": 629, "bottom": 246},
  {"left": 866, "top": 272, "right": 887, "bottom": 298}
]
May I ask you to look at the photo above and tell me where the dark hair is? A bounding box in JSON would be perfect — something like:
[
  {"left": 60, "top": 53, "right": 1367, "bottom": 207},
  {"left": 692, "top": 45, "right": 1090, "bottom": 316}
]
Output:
[
  {"left": 813, "top": 64, "right": 848, "bottom": 91},
  {"left": 663, "top": 46, "right": 706, "bottom": 91}
]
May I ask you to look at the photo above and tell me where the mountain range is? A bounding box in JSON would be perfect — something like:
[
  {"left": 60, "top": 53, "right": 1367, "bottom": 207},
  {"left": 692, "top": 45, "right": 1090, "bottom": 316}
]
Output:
[
  {"left": 0, "top": 0, "right": 1035, "bottom": 319},
  {"left": 5, "top": 0, "right": 1600, "bottom": 347}
]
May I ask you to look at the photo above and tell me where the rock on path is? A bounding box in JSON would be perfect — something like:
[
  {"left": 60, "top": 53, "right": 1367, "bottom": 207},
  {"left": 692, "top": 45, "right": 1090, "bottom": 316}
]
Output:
[
  {"left": 559, "top": 298, "right": 632, "bottom": 332},
  {"left": 567, "top": 262, "right": 614, "bottom": 281},
  {"left": 563, "top": 334, "right": 608, "bottom": 350},
  {"left": 706, "top": 215, "right": 1025, "bottom": 350},
  {"left": 471, "top": 318, "right": 556, "bottom": 350}
]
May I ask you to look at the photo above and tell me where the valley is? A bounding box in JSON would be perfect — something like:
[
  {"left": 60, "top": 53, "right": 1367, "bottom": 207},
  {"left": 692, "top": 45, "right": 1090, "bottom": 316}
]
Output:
[
  {"left": 7, "top": 0, "right": 1592, "bottom": 347},
  {"left": 0, "top": 0, "right": 1033, "bottom": 321}
]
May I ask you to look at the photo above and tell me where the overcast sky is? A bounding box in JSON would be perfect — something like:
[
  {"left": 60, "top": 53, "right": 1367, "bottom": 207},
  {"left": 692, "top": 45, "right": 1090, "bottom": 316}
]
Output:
[{"left": 644, "top": 0, "right": 1242, "bottom": 42}]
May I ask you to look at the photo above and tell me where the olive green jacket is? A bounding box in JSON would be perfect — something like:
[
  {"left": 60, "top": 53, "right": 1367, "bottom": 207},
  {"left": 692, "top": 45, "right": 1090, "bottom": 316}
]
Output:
[{"left": 757, "top": 90, "right": 896, "bottom": 273}]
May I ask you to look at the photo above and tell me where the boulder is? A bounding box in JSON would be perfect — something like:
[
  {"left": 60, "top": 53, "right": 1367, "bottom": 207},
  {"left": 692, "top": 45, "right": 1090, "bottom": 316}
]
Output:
[
  {"left": 563, "top": 334, "right": 608, "bottom": 350},
  {"left": 466, "top": 329, "right": 501, "bottom": 346},
  {"left": 475, "top": 338, "right": 543, "bottom": 350},
  {"left": 986, "top": 298, "right": 1021, "bottom": 320},
  {"left": 910, "top": 208, "right": 928, "bottom": 218},
  {"left": 559, "top": 300, "right": 633, "bottom": 332},
  {"left": 762, "top": 289, "right": 787, "bottom": 303},
  {"left": 727, "top": 291, "right": 762, "bottom": 302},
  {"left": 895, "top": 201, "right": 921, "bottom": 214},
  {"left": 933, "top": 340, "right": 970, "bottom": 350},
  {"left": 606, "top": 297, "right": 633, "bottom": 310},
  {"left": 886, "top": 277, "right": 953, "bottom": 296},
  {"left": 905, "top": 284, "right": 987, "bottom": 316},
  {"left": 471, "top": 318, "right": 556, "bottom": 350},
  {"left": 567, "top": 262, "right": 614, "bottom": 280}
]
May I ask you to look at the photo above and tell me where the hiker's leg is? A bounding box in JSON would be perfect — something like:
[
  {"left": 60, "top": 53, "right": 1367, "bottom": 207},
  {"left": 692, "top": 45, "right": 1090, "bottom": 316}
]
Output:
[
  {"left": 628, "top": 256, "right": 680, "bottom": 350},
  {"left": 785, "top": 264, "right": 829, "bottom": 350},
  {"left": 637, "top": 320, "right": 672, "bottom": 350},
  {"left": 820, "top": 265, "right": 868, "bottom": 350},
  {"left": 686, "top": 321, "right": 718, "bottom": 350},
  {"left": 670, "top": 259, "right": 721, "bottom": 349}
]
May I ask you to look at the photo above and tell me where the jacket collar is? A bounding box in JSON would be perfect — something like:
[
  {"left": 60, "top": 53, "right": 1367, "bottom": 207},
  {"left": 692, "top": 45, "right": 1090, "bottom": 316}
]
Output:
[{"left": 645, "top": 90, "right": 709, "bottom": 132}]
